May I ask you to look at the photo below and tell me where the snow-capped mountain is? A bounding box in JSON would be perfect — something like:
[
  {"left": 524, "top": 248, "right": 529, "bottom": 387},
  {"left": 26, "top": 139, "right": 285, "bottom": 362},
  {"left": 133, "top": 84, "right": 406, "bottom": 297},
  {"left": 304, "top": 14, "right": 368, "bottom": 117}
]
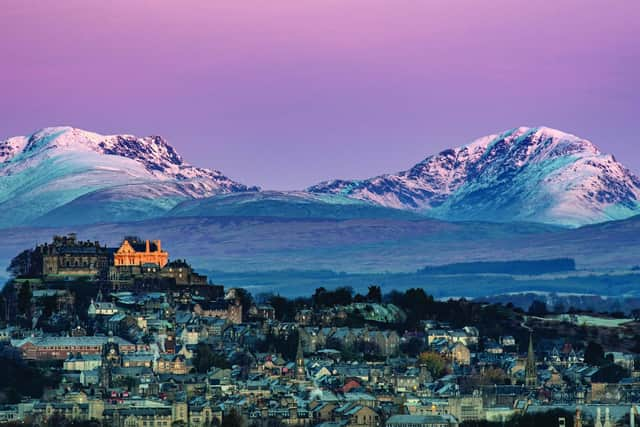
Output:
[
  {"left": 2, "top": 125, "right": 639, "bottom": 228},
  {"left": 309, "top": 127, "right": 640, "bottom": 226},
  {"left": 0, "top": 126, "right": 257, "bottom": 227}
]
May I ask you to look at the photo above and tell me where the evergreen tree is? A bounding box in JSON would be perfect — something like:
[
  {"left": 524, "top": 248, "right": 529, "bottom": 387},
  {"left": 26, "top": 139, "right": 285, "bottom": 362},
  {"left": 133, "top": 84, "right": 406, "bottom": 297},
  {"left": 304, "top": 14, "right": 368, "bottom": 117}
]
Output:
[
  {"left": 7, "top": 249, "right": 32, "bottom": 277},
  {"left": 17, "top": 281, "right": 32, "bottom": 317},
  {"left": 366, "top": 285, "right": 382, "bottom": 303},
  {"left": 584, "top": 341, "right": 605, "bottom": 366},
  {"left": 193, "top": 343, "right": 231, "bottom": 373},
  {"left": 221, "top": 409, "right": 244, "bottom": 427},
  {"left": 527, "top": 300, "right": 548, "bottom": 316}
]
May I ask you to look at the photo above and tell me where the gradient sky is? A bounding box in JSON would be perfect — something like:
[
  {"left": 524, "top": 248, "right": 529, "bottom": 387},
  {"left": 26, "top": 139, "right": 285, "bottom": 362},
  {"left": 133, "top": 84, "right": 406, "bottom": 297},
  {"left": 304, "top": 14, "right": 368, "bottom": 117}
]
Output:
[{"left": 1, "top": 1, "right": 638, "bottom": 189}]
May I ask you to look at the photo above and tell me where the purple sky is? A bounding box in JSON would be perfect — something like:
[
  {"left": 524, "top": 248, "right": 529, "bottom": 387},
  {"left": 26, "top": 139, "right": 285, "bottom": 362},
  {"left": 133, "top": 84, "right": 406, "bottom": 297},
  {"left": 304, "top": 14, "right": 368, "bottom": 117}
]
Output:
[{"left": 1, "top": 1, "right": 639, "bottom": 189}]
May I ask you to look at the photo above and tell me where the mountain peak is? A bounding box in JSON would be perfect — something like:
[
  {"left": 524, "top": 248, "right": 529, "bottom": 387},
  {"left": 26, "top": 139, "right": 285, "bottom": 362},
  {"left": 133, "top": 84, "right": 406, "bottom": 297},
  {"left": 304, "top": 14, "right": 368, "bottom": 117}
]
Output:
[
  {"left": 529, "top": 125, "right": 598, "bottom": 142},
  {"left": 0, "top": 126, "right": 258, "bottom": 227},
  {"left": 2, "top": 126, "right": 228, "bottom": 181},
  {"left": 309, "top": 127, "right": 639, "bottom": 226}
]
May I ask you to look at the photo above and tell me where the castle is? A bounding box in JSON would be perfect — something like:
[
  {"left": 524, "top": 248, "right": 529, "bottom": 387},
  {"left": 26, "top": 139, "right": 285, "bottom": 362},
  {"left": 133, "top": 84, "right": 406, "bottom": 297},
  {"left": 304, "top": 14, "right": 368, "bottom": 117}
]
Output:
[
  {"left": 113, "top": 237, "right": 168, "bottom": 268},
  {"left": 30, "top": 233, "right": 110, "bottom": 279},
  {"left": 13, "top": 234, "right": 207, "bottom": 289}
]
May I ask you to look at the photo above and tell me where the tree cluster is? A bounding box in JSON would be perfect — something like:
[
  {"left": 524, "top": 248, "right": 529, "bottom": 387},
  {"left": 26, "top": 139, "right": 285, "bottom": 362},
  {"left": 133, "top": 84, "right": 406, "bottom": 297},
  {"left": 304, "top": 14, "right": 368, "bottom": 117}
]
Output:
[
  {"left": 0, "top": 353, "right": 61, "bottom": 404},
  {"left": 311, "top": 285, "right": 383, "bottom": 309},
  {"left": 257, "top": 329, "right": 300, "bottom": 361},
  {"left": 193, "top": 343, "right": 231, "bottom": 373},
  {"left": 418, "top": 351, "right": 447, "bottom": 379}
]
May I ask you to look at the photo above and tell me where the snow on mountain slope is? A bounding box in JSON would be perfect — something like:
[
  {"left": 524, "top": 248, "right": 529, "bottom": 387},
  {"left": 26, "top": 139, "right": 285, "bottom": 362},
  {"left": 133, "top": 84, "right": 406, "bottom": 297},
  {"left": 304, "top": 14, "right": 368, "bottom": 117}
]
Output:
[
  {"left": 308, "top": 127, "right": 640, "bottom": 226},
  {"left": 0, "top": 126, "right": 257, "bottom": 227},
  {"left": 166, "top": 190, "right": 423, "bottom": 220},
  {"left": 3, "top": 125, "right": 639, "bottom": 228}
]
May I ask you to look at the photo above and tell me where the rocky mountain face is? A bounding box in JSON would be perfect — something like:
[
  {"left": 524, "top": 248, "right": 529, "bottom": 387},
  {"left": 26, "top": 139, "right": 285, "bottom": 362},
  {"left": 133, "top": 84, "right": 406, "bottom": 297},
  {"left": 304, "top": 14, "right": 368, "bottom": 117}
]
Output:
[
  {"left": 309, "top": 127, "right": 640, "bottom": 226},
  {"left": 0, "top": 126, "right": 257, "bottom": 227}
]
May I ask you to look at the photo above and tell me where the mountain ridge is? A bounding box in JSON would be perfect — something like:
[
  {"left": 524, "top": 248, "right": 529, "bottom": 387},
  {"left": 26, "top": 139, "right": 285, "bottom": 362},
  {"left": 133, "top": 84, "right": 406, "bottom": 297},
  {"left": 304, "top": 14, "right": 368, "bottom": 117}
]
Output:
[
  {"left": 2, "top": 125, "right": 639, "bottom": 228},
  {"left": 0, "top": 126, "right": 258, "bottom": 227},
  {"left": 308, "top": 126, "right": 640, "bottom": 226}
]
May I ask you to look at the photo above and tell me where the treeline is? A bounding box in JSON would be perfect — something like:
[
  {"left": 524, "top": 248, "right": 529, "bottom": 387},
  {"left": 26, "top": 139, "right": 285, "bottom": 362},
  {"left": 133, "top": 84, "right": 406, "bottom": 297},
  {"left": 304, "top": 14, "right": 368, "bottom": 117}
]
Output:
[
  {"left": 385, "top": 288, "right": 523, "bottom": 337},
  {"left": 261, "top": 286, "right": 383, "bottom": 322},
  {"left": 260, "top": 286, "right": 525, "bottom": 339},
  {"left": 0, "top": 349, "right": 61, "bottom": 404},
  {"left": 418, "top": 258, "right": 576, "bottom": 276}
]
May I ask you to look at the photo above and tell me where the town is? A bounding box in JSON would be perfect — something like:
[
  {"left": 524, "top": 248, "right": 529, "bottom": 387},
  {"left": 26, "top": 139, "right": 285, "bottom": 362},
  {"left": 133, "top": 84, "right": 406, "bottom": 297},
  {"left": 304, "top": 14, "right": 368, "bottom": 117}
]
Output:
[{"left": 1, "top": 234, "right": 639, "bottom": 427}]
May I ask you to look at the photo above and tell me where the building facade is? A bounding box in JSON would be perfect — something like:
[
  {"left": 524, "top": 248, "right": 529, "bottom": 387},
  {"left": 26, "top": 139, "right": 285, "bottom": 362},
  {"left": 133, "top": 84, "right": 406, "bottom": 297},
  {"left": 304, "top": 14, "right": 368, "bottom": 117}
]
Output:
[
  {"left": 113, "top": 238, "right": 168, "bottom": 268},
  {"left": 32, "top": 234, "right": 109, "bottom": 279},
  {"left": 15, "top": 336, "right": 135, "bottom": 360}
]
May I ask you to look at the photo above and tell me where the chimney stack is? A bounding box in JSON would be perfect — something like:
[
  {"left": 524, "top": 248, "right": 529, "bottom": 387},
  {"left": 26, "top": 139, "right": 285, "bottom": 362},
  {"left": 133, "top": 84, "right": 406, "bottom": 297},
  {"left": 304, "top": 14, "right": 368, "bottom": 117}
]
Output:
[
  {"left": 145, "top": 240, "right": 150, "bottom": 253},
  {"left": 156, "top": 240, "right": 162, "bottom": 252}
]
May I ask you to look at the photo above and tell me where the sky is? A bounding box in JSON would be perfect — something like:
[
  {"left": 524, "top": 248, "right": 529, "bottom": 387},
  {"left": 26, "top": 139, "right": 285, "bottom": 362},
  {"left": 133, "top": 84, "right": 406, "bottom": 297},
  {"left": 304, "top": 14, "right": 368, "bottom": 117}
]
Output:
[{"left": 1, "top": 1, "right": 639, "bottom": 190}]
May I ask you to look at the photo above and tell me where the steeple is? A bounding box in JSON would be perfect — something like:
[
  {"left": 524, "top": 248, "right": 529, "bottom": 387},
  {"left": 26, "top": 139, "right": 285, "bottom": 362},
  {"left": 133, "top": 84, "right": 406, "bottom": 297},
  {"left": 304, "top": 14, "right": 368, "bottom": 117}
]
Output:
[
  {"left": 295, "top": 333, "right": 305, "bottom": 381},
  {"left": 101, "top": 332, "right": 121, "bottom": 390},
  {"left": 525, "top": 333, "right": 537, "bottom": 387}
]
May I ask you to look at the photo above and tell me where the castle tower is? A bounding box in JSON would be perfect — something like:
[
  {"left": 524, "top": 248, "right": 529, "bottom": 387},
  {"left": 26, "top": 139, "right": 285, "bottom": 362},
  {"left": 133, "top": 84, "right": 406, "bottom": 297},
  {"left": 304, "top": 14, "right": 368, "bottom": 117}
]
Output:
[
  {"left": 525, "top": 333, "right": 537, "bottom": 387},
  {"left": 296, "top": 334, "right": 305, "bottom": 381}
]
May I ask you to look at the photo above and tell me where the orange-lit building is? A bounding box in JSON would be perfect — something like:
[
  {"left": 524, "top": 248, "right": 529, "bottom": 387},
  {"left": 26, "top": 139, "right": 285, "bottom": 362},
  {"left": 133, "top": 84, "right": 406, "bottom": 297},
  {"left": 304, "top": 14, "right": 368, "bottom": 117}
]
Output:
[{"left": 113, "top": 237, "right": 168, "bottom": 268}]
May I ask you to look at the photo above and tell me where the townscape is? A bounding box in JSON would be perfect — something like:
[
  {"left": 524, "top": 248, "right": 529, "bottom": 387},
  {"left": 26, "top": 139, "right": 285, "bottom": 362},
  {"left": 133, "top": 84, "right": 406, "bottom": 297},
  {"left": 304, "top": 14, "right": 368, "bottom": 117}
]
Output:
[
  {"left": 0, "top": 235, "right": 638, "bottom": 427},
  {"left": 3, "top": 0, "right": 640, "bottom": 426}
]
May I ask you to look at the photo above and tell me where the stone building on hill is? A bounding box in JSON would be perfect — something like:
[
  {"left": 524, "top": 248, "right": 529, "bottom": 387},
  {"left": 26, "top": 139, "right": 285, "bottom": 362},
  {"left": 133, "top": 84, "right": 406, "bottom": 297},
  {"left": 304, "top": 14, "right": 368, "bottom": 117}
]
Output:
[
  {"left": 193, "top": 299, "right": 243, "bottom": 324},
  {"left": 161, "top": 259, "right": 208, "bottom": 286},
  {"left": 30, "top": 233, "right": 110, "bottom": 280},
  {"left": 113, "top": 237, "right": 168, "bottom": 268},
  {"left": 9, "top": 233, "right": 210, "bottom": 291}
]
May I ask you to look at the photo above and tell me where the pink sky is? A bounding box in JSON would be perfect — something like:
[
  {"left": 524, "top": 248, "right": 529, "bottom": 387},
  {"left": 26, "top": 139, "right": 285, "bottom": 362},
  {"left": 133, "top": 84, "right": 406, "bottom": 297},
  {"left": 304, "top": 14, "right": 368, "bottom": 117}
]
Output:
[{"left": 1, "top": 0, "right": 639, "bottom": 189}]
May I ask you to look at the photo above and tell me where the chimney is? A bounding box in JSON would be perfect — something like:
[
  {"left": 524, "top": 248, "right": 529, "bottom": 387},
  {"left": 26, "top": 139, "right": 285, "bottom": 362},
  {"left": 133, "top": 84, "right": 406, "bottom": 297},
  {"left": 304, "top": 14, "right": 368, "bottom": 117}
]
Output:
[
  {"left": 145, "top": 240, "right": 150, "bottom": 253},
  {"left": 156, "top": 240, "right": 162, "bottom": 252}
]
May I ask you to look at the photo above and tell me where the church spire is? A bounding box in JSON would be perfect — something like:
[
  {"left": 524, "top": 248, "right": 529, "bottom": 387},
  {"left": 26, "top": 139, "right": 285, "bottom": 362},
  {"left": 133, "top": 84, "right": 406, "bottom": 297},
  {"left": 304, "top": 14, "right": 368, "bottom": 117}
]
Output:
[
  {"left": 525, "top": 332, "right": 537, "bottom": 387},
  {"left": 295, "top": 333, "right": 305, "bottom": 381}
]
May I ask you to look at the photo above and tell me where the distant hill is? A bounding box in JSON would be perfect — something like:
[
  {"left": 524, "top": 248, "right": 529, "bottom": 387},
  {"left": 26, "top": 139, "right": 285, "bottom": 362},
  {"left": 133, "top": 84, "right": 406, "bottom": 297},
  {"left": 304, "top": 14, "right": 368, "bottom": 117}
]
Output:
[
  {"left": 418, "top": 258, "right": 576, "bottom": 276},
  {"left": 1, "top": 215, "right": 638, "bottom": 278},
  {"left": 166, "top": 191, "right": 422, "bottom": 221}
]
